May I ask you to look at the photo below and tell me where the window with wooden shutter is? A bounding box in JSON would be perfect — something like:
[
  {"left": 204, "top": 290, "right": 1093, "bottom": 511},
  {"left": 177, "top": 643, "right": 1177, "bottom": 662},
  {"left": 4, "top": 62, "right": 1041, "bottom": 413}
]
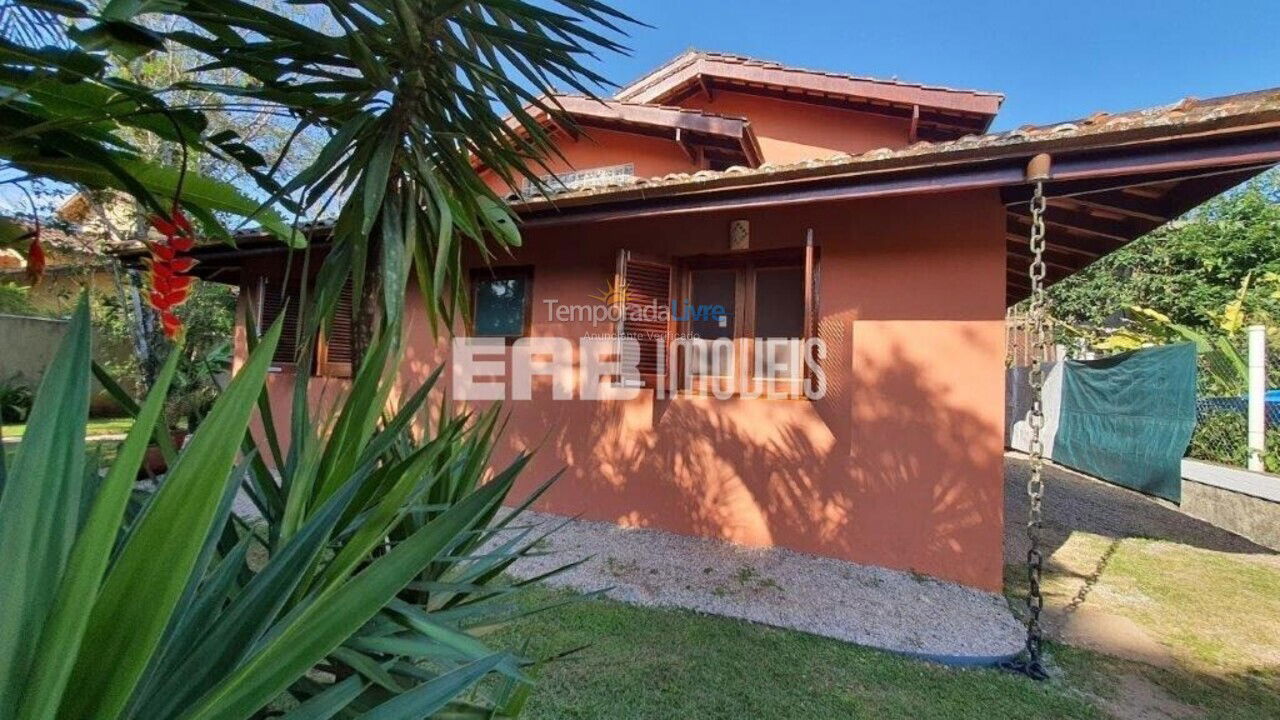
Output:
[
  {"left": 616, "top": 250, "right": 673, "bottom": 386},
  {"left": 803, "top": 230, "right": 820, "bottom": 394},
  {"left": 317, "top": 282, "right": 354, "bottom": 378},
  {"left": 259, "top": 274, "right": 303, "bottom": 367},
  {"left": 672, "top": 245, "right": 819, "bottom": 398},
  {"left": 256, "top": 274, "right": 354, "bottom": 378}
]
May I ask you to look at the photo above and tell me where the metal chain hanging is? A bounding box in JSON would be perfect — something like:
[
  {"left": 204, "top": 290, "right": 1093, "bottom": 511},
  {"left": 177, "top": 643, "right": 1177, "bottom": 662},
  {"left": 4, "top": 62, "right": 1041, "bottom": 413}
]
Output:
[{"left": 1003, "top": 159, "right": 1051, "bottom": 681}]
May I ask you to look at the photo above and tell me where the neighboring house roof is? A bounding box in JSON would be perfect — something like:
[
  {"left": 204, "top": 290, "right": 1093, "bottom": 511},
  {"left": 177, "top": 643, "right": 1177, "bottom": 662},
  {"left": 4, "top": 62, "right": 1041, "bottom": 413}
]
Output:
[
  {"left": 614, "top": 50, "right": 1003, "bottom": 139},
  {"left": 520, "top": 94, "right": 763, "bottom": 169},
  {"left": 0, "top": 224, "right": 98, "bottom": 277},
  {"left": 56, "top": 192, "right": 93, "bottom": 224}
]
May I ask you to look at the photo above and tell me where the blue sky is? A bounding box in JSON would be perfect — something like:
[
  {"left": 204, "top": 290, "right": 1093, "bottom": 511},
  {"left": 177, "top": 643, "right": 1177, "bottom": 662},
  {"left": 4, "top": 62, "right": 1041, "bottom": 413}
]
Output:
[
  {"left": 8, "top": 2, "right": 1276, "bottom": 215},
  {"left": 598, "top": 0, "right": 1280, "bottom": 130}
]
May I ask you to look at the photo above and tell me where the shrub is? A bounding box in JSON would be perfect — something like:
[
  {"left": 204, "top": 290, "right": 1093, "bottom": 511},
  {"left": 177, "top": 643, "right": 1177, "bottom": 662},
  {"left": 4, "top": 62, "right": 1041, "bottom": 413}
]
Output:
[
  {"left": 1187, "top": 410, "right": 1280, "bottom": 472},
  {"left": 0, "top": 373, "right": 33, "bottom": 423},
  {"left": 0, "top": 282, "right": 38, "bottom": 316},
  {"left": 0, "top": 299, "right": 560, "bottom": 718}
]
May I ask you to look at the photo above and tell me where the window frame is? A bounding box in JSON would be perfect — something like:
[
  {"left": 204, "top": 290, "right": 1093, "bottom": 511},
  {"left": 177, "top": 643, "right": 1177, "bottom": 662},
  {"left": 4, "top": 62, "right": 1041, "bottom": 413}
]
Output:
[
  {"left": 469, "top": 265, "right": 534, "bottom": 343},
  {"left": 254, "top": 273, "right": 354, "bottom": 379},
  {"left": 674, "top": 247, "right": 818, "bottom": 398}
]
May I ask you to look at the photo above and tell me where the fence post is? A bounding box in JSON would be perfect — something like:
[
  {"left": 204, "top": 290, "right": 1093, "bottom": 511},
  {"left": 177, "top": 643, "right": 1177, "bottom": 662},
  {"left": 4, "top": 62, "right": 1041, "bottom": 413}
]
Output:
[{"left": 1248, "top": 324, "right": 1267, "bottom": 472}]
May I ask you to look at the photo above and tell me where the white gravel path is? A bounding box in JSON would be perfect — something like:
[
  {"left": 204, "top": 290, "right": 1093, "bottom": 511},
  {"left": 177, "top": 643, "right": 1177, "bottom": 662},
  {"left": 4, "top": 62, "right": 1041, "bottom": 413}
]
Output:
[{"left": 495, "top": 509, "right": 1026, "bottom": 662}]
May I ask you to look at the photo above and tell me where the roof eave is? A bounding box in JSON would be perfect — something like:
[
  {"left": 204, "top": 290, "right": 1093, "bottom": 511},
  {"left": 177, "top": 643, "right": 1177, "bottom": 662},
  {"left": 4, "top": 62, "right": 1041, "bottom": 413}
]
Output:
[
  {"left": 618, "top": 53, "right": 1003, "bottom": 119},
  {"left": 509, "top": 105, "right": 1280, "bottom": 218}
]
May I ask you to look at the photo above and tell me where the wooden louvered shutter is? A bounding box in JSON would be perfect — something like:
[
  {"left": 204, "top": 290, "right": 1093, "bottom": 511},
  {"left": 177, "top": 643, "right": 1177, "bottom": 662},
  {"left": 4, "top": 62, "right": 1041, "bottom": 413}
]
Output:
[
  {"left": 318, "top": 282, "right": 354, "bottom": 378},
  {"left": 803, "top": 229, "right": 820, "bottom": 393},
  {"left": 259, "top": 275, "right": 303, "bottom": 368},
  {"left": 616, "top": 250, "right": 673, "bottom": 387}
]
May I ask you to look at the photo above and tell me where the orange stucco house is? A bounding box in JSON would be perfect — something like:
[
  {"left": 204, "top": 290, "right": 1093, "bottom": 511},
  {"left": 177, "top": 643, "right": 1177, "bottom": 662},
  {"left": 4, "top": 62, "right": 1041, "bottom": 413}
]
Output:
[{"left": 173, "top": 52, "right": 1280, "bottom": 591}]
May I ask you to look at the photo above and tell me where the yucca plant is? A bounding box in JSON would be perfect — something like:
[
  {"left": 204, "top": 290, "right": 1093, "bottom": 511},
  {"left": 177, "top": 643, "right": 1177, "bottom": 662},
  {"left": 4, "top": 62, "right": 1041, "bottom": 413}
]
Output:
[
  {"left": 14, "top": 0, "right": 636, "bottom": 344},
  {"left": 0, "top": 298, "right": 566, "bottom": 719}
]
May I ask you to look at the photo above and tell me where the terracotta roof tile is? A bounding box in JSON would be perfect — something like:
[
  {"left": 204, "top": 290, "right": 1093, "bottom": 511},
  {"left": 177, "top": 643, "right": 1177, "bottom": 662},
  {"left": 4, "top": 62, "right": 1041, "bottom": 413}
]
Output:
[
  {"left": 615, "top": 49, "right": 1003, "bottom": 104},
  {"left": 513, "top": 87, "right": 1280, "bottom": 209},
  {"left": 129, "top": 84, "right": 1280, "bottom": 254}
]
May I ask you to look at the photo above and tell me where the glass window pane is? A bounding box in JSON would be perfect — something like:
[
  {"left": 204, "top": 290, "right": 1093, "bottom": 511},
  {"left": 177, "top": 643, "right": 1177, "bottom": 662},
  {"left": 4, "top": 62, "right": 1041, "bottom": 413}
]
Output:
[
  {"left": 686, "top": 337, "right": 736, "bottom": 377},
  {"left": 754, "top": 266, "right": 804, "bottom": 338},
  {"left": 756, "top": 337, "right": 802, "bottom": 380},
  {"left": 474, "top": 275, "right": 528, "bottom": 336},
  {"left": 688, "top": 268, "right": 735, "bottom": 340},
  {"left": 687, "top": 268, "right": 736, "bottom": 377}
]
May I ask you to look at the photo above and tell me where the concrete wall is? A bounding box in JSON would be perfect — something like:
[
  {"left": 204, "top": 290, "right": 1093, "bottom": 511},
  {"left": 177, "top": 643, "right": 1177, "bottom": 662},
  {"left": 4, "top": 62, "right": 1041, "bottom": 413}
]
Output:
[
  {"left": 0, "top": 314, "right": 71, "bottom": 385},
  {"left": 0, "top": 313, "right": 131, "bottom": 416},
  {"left": 1181, "top": 459, "right": 1280, "bottom": 549},
  {"left": 235, "top": 188, "right": 1011, "bottom": 591}
]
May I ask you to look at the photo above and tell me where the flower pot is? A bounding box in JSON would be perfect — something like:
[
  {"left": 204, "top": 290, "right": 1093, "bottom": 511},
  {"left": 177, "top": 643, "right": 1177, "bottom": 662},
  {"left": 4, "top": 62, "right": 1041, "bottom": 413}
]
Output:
[{"left": 139, "top": 431, "right": 187, "bottom": 478}]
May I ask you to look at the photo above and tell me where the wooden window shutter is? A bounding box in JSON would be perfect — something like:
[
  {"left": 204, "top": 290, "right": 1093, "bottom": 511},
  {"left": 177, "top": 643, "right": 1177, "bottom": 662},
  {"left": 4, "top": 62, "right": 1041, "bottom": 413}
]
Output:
[
  {"left": 803, "top": 229, "right": 820, "bottom": 391},
  {"left": 616, "top": 249, "right": 673, "bottom": 386},
  {"left": 259, "top": 275, "right": 303, "bottom": 367},
  {"left": 317, "top": 281, "right": 354, "bottom": 378}
]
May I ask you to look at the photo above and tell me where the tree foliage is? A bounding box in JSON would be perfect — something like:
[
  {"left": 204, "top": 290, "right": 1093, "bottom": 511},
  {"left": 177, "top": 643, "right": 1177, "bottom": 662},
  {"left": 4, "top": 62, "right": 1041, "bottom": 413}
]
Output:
[
  {"left": 0, "top": 0, "right": 640, "bottom": 716},
  {"left": 6, "top": 0, "right": 636, "bottom": 352},
  {"left": 1049, "top": 170, "right": 1280, "bottom": 331}
]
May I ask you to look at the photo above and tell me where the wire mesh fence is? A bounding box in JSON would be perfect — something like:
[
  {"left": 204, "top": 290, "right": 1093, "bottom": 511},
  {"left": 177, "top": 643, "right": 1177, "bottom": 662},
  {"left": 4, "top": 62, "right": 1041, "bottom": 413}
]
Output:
[
  {"left": 1006, "top": 315, "right": 1280, "bottom": 475},
  {"left": 1176, "top": 329, "right": 1278, "bottom": 473},
  {"left": 1187, "top": 341, "right": 1253, "bottom": 468}
]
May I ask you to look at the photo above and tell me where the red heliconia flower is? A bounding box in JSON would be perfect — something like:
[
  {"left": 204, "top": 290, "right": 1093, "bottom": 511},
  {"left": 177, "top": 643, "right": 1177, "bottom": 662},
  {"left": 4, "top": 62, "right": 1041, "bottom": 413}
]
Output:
[
  {"left": 144, "top": 204, "right": 197, "bottom": 340},
  {"left": 167, "top": 257, "right": 198, "bottom": 274},
  {"left": 25, "top": 234, "right": 45, "bottom": 285},
  {"left": 145, "top": 241, "right": 176, "bottom": 262},
  {"left": 149, "top": 215, "right": 181, "bottom": 237},
  {"left": 169, "top": 234, "right": 195, "bottom": 253},
  {"left": 160, "top": 309, "right": 182, "bottom": 338}
]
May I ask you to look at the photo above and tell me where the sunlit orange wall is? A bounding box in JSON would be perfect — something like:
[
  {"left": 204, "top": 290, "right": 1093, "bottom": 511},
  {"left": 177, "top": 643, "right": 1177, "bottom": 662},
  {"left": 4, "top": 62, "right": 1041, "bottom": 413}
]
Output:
[
  {"left": 677, "top": 91, "right": 913, "bottom": 163},
  {"left": 481, "top": 126, "right": 701, "bottom": 197},
  {"left": 481, "top": 90, "right": 916, "bottom": 195},
  {"left": 236, "top": 189, "right": 1009, "bottom": 591}
]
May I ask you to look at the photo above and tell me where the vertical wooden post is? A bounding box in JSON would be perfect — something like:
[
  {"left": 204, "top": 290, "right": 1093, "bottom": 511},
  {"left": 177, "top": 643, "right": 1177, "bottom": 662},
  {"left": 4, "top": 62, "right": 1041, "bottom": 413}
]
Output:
[{"left": 803, "top": 228, "right": 818, "bottom": 394}]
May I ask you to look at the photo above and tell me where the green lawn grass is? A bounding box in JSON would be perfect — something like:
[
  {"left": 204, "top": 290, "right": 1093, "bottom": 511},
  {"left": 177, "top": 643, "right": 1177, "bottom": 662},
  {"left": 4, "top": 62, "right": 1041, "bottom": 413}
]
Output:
[
  {"left": 2, "top": 430, "right": 1272, "bottom": 718},
  {"left": 2, "top": 416, "right": 133, "bottom": 440},
  {"left": 490, "top": 528, "right": 1280, "bottom": 720},
  {"left": 1033, "top": 534, "right": 1280, "bottom": 720},
  {"left": 492, "top": 588, "right": 1101, "bottom": 720}
]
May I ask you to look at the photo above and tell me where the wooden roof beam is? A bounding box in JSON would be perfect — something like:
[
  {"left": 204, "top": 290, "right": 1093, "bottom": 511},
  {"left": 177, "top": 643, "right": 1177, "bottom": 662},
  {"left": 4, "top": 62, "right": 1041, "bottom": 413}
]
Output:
[
  {"left": 546, "top": 116, "right": 579, "bottom": 142},
  {"left": 1005, "top": 232, "right": 1100, "bottom": 260},
  {"left": 697, "top": 74, "right": 714, "bottom": 102},
  {"left": 1006, "top": 215, "right": 1126, "bottom": 256},
  {"left": 1007, "top": 263, "right": 1075, "bottom": 287},
  {"left": 1008, "top": 204, "right": 1138, "bottom": 244},
  {"left": 1050, "top": 201, "right": 1162, "bottom": 237},
  {"left": 1006, "top": 239, "right": 1092, "bottom": 274},
  {"left": 1162, "top": 165, "right": 1271, "bottom": 217},
  {"left": 1066, "top": 190, "right": 1171, "bottom": 223}
]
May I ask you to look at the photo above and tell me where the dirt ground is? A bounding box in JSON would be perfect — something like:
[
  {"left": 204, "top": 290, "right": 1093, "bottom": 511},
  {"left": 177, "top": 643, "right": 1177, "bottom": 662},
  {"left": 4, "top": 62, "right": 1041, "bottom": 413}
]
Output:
[
  {"left": 1003, "top": 455, "right": 1270, "bottom": 564},
  {"left": 1004, "top": 455, "right": 1279, "bottom": 720}
]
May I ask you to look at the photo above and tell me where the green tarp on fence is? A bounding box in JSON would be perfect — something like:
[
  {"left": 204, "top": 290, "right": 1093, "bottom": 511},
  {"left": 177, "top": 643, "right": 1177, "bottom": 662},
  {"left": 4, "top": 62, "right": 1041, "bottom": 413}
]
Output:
[{"left": 1052, "top": 343, "right": 1198, "bottom": 502}]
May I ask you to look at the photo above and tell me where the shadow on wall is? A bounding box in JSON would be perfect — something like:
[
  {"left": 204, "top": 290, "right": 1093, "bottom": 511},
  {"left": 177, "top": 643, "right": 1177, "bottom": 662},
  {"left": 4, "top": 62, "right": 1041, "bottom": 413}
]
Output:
[{"left": 497, "top": 338, "right": 1006, "bottom": 591}]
